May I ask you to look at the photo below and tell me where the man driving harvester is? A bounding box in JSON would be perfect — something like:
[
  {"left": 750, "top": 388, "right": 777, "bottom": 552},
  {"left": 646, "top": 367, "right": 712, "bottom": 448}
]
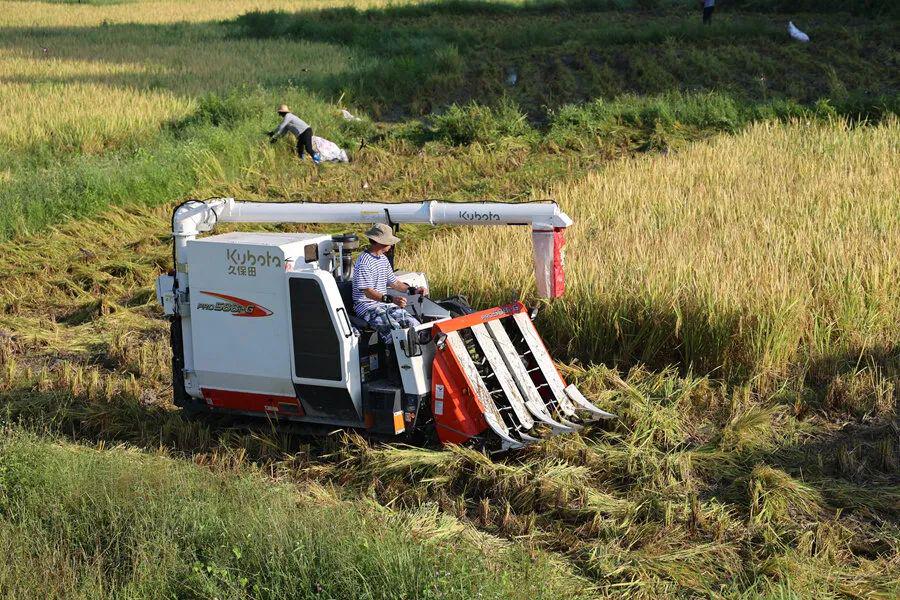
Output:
[{"left": 352, "top": 223, "right": 427, "bottom": 342}]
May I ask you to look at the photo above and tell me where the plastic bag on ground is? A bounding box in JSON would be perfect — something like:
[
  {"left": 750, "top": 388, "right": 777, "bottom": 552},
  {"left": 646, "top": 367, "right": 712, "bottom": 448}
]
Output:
[
  {"left": 788, "top": 21, "right": 810, "bottom": 43},
  {"left": 312, "top": 136, "right": 349, "bottom": 163}
]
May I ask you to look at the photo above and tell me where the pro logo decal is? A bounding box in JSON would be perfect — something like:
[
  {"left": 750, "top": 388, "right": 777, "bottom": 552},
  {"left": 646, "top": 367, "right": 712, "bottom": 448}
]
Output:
[
  {"left": 480, "top": 304, "right": 520, "bottom": 321},
  {"left": 197, "top": 292, "right": 273, "bottom": 317}
]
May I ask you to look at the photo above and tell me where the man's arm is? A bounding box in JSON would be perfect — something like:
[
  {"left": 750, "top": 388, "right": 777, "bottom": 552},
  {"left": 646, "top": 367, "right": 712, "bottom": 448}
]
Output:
[
  {"left": 270, "top": 114, "right": 291, "bottom": 141},
  {"left": 361, "top": 287, "right": 407, "bottom": 308},
  {"left": 361, "top": 288, "right": 387, "bottom": 301},
  {"left": 389, "top": 280, "right": 428, "bottom": 295},
  {"left": 386, "top": 269, "right": 428, "bottom": 296}
]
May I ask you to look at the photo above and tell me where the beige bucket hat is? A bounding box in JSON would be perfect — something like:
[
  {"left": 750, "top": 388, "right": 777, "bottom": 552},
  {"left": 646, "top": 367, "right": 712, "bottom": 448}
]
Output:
[
  {"left": 365, "top": 223, "right": 400, "bottom": 245},
  {"left": 276, "top": 104, "right": 290, "bottom": 113}
]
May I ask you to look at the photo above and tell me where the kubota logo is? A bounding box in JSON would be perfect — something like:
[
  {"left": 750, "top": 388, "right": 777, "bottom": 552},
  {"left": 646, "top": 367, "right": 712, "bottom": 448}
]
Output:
[
  {"left": 458, "top": 210, "right": 500, "bottom": 222},
  {"left": 197, "top": 292, "right": 273, "bottom": 317},
  {"left": 226, "top": 249, "right": 282, "bottom": 268}
]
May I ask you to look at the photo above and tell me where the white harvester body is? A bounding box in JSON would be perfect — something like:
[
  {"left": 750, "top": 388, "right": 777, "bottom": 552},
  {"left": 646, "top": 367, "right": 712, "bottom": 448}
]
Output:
[{"left": 156, "top": 198, "right": 612, "bottom": 449}]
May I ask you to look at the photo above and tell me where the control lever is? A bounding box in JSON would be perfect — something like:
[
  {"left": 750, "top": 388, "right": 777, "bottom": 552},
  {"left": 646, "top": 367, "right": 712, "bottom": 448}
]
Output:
[{"left": 401, "top": 327, "right": 423, "bottom": 357}]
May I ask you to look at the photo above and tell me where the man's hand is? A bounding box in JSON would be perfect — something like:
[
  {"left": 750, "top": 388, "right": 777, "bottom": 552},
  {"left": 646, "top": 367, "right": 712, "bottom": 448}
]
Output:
[{"left": 391, "top": 296, "right": 408, "bottom": 308}]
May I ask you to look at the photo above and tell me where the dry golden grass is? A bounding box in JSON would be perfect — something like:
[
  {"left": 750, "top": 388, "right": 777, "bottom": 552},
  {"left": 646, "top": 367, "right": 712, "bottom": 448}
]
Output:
[
  {"left": 0, "top": 81, "right": 191, "bottom": 154},
  {"left": 409, "top": 120, "right": 900, "bottom": 380},
  {"left": 0, "top": 0, "right": 418, "bottom": 27},
  {"left": 0, "top": 0, "right": 361, "bottom": 154}
]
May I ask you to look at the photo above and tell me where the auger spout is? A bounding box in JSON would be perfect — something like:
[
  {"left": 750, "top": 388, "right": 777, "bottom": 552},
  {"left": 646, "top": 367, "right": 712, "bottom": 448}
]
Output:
[{"left": 171, "top": 198, "right": 571, "bottom": 298}]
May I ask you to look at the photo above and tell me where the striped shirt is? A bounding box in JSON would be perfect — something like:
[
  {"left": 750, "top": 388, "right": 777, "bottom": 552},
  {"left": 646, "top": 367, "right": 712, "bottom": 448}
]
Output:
[{"left": 352, "top": 250, "right": 397, "bottom": 317}]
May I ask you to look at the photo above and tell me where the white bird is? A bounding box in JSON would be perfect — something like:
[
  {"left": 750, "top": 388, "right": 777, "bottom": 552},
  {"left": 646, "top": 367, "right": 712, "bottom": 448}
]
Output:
[{"left": 788, "top": 21, "right": 810, "bottom": 43}]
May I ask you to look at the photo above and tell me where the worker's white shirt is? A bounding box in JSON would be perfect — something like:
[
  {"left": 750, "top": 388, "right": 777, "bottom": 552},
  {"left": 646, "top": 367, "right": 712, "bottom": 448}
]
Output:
[{"left": 351, "top": 251, "right": 397, "bottom": 317}]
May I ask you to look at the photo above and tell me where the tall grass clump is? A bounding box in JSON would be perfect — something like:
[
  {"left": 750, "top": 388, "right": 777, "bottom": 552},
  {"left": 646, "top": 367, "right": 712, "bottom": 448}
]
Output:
[
  {"left": 405, "top": 119, "right": 900, "bottom": 384},
  {"left": 547, "top": 92, "right": 745, "bottom": 151},
  {"left": 547, "top": 92, "right": 900, "bottom": 153},
  {"left": 172, "top": 91, "right": 260, "bottom": 130},
  {"left": 425, "top": 98, "right": 537, "bottom": 146}
]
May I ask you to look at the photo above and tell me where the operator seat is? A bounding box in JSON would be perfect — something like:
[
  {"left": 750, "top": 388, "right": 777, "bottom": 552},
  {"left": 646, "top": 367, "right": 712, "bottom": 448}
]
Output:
[{"left": 335, "top": 280, "right": 371, "bottom": 330}]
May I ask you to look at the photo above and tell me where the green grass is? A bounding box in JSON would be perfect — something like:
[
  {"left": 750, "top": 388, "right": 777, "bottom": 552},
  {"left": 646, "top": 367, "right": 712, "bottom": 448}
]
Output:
[
  {"left": 233, "top": 2, "right": 899, "bottom": 117},
  {"left": 1, "top": 1, "right": 897, "bottom": 239},
  {"left": 0, "top": 429, "right": 591, "bottom": 599}
]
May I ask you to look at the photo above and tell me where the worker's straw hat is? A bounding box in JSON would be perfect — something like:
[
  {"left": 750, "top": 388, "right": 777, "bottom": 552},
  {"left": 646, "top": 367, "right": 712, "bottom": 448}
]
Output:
[
  {"left": 365, "top": 223, "right": 401, "bottom": 246},
  {"left": 276, "top": 104, "right": 290, "bottom": 113}
]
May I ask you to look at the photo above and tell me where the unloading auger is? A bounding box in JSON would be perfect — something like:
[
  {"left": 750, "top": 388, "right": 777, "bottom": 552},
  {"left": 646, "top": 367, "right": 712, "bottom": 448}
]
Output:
[{"left": 155, "top": 198, "right": 614, "bottom": 451}]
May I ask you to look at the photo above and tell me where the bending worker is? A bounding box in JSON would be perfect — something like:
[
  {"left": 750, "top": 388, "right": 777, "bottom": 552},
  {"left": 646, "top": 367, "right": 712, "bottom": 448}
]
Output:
[
  {"left": 269, "top": 104, "right": 320, "bottom": 164},
  {"left": 352, "top": 223, "right": 427, "bottom": 342}
]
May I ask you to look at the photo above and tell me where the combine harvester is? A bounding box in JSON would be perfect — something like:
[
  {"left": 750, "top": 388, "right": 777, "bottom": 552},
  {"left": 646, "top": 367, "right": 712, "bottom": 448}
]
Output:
[{"left": 156, "top": 199, "right": 613, "bottom": 450}]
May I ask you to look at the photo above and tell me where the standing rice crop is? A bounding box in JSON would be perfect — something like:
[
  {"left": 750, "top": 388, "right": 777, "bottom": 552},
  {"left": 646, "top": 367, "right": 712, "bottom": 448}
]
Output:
[{"left": 407, "top": 119, "right": 900, "bottom": 384}]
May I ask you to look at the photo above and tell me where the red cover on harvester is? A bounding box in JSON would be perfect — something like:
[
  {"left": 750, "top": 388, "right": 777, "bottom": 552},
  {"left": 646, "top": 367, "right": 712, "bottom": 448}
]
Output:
[
  {"left": 429, "top": 303, "right": 528, "bottom": 445},
  {"left": 431, "top": 347, "right": 489, "bottom": 445},
  {"left": 531, "top": 228, "right": 565, "bottom": 298}
]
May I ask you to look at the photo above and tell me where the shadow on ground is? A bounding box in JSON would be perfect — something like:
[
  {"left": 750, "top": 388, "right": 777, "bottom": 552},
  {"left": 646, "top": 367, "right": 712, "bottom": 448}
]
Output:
[{"left": 2, "top": 1, "right": 897, "bottom": 120}]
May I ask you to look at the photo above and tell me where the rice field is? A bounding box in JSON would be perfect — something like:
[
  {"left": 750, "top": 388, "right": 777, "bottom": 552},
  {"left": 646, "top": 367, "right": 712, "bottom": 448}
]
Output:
[
  {"left": 0, "top": 0, "right": 898, "bottom": 598},
  {"left": 409, "top": 119, "right": 900, "bottom": 383},
  {"left": 1, "top": 118, "right": 897, "bottom": 598},
  {"left": 0, "top": 7, "right": 353, "bottom": 155},
  {"left": 0, "top": 0, "right": 408, "bottom": 27},
  {"left": 2, "top": 0, "right": 896, "bottom": 236}
]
